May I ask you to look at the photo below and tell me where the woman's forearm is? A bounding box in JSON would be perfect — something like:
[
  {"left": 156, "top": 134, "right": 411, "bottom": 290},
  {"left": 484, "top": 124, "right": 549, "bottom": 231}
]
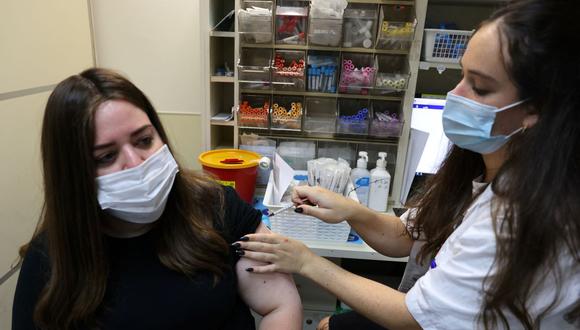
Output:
[
  {"left": 347, "top": 207, "right": 413, "bottom": 257},
  {"left": 300, "top": 255, "right": 420, "bottom": 330}
]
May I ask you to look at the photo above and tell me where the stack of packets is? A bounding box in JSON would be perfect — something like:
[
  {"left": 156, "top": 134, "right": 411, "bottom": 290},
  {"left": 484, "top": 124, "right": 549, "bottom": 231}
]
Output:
[{"left": 307, "top": 158, "right": 351, "bottom": 195}]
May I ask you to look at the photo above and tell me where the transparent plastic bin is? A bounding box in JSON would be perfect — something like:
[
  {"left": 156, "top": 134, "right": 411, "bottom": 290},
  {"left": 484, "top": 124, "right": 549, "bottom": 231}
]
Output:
[
  {"left": 422, "top": 28, "right": 473, "bottom": 63},
  {"left": 376, "top": 4, "right": 415, "bottom": 50},
  {"left": 271, "top": 95, "right": 304, "bottom": 131},
  {"left": 317, "top": 141, "right": 357, "bottom": 168},
  {"left": 303, "top": 97, "right": 337, "bottom": 135},
  {"left": 373, "top": 54, "right": 410, "bottom": 95},
  {"left": 342, "top": 4, "right": 378, "bottom": 49},
  {"left": 238, "top": 48, "right": 272, "bottom": 90},
  {"left": 238, "top": 1, "right": 274, "bottom": 44},
  {"left": 263, "top": 171, "right": 357, "bottom": 242},
  {"left": 308, "top": 17, "right": 342, "bottom": 47},
  {"left": 369, "top": 100, "right": 404, "bottom": 138},
  {"left": 338, "top": 53, "right": 376, "bottom": 95},
  {"left": 238, "top": 94, "right": 270, "bottom": 129},
  {"left": 272, "top": 50, "right": 306, "bottom": 91},
  {"left": 275, "top": 5, "right": 308, "bottom": 45},
  {"left": 307, "top": 51, "right": 339, "bottom": 93},
  {"left": 337, "top": 99, "right": 370, "bottom": 136},
  {"left": 277, "top": 140, "right": 316, "bottom": 171}
]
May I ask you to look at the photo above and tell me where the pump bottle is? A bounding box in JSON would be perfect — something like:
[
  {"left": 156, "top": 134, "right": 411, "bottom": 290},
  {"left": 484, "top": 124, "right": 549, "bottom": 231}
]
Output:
[
  {"left": 369, "top": 152, "right": 391, "bottom": 212},
  {"left": 350, "top": 151, "right": 370, "bottom": 206}
]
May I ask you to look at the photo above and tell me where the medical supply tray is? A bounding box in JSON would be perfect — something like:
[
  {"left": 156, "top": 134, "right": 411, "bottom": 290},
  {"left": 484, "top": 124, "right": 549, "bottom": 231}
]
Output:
[{"left": 263, "top": 172, "right": 357, "bottom": 242}]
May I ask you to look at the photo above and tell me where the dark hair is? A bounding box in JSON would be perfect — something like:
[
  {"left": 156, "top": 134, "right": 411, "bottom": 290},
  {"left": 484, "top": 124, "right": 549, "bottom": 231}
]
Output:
[
  {"left": 408, "top": 0, "right": 579, "bottom": 328},
  {"left": 21, "top": 68, "right": 229, "bottom": 329}
]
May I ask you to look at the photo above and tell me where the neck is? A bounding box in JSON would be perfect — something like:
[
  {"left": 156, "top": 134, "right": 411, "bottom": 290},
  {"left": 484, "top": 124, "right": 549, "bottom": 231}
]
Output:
[
  {"left": 482, "top": 146, "right": 508, "bottom": 183},
  {"left": 101, "top": 216, "right": 155, "bottom": 238}
]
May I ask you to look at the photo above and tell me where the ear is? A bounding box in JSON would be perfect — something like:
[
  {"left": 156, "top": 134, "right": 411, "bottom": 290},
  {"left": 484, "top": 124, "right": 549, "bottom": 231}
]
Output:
[{"left": 523, "top": 113, "right": 539, "bottom": 129}]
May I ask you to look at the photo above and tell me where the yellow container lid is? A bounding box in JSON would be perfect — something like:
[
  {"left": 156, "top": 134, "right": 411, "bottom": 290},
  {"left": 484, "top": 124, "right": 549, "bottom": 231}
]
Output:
[{"left": 198, "top": 149, "right": 261, "bottom": 169}]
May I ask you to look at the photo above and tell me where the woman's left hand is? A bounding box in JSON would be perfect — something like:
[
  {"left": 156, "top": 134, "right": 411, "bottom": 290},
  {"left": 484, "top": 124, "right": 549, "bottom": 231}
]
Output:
[{"left": 234, "top": 233, "right": 316, "bottom": 274}]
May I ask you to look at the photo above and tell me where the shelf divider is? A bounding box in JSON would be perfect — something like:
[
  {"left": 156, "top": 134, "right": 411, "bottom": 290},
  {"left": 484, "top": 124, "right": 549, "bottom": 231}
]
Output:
[
  {"left": 210, "top": 76, "right": 235, "bottom": 83},
  {"left": 210, "top": 31, "right": 236, "bottom": 38}
]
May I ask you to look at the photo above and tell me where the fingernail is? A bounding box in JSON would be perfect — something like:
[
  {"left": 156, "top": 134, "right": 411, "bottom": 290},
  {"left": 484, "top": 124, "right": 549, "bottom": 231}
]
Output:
[
  {"left": 231, "top": 242, "right": 241, "bottom": 249},
  {"left": 239, "top": 236, "right": 249, "bottom": 241},
  {"left": 235, "top": 249, "right": 245, "bottom": 256},
  {"left": 246, "top": 267, "right": 254, "bottom": 272},
  {"left": 294, "top": 207, "right": 303, "bottom": 213}
]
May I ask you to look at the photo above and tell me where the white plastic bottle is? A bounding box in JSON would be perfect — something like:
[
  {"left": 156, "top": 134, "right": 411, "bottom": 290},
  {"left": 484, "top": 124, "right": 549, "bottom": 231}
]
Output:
[
  {"left": 350, "top": 151, "right": 370, "bottom": 206},
  {"left": 369, "top": 152, "right": 391, "bottom": 212}
]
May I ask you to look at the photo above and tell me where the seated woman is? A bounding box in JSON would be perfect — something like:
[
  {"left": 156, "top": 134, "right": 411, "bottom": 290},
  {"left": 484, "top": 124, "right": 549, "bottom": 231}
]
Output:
[{"left": 12, "top": 68, "right": 302, "bottom": 330}]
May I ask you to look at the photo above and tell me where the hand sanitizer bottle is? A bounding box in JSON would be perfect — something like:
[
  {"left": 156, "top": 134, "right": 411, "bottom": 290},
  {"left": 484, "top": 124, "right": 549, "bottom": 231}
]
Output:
[
  {"left": 369, "top": 152, "right": 391, "bottom": 212},
  {"left": 350, "top": 151, "right": 370, "bottom": 206}
]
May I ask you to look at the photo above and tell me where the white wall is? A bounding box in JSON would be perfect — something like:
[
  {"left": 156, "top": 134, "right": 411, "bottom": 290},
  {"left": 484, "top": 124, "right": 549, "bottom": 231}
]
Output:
[
  {"left": 90, "top": 0, "right": 207, "bottom": 168},
  {"left": 1, "top": 2, "right": 207, "bottom": 326},
  {"left": 0, "top": 0, "right": 95, "bottom": 327}
]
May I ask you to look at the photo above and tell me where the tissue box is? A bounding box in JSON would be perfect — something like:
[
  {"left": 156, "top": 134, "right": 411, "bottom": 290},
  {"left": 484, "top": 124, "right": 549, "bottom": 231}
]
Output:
[{"left": 263, "top": 171, "right": 357, "bottom": 242}]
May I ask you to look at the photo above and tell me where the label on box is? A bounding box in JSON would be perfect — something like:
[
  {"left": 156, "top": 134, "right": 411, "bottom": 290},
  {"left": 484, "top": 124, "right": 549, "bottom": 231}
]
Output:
[{"left": 217, "top": 180, "right": 236, "bottom": 188}]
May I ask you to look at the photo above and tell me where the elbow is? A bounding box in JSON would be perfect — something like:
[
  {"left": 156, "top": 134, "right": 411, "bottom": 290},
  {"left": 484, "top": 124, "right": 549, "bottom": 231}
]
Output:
[{"left": 257, "top": 283, "right": 303, "bottom": 330}]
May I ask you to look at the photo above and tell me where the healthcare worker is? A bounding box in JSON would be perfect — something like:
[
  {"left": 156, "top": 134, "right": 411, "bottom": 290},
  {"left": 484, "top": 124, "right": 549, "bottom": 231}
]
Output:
[{"left": 234, "top": 0, "right": 580, "bottom": 329}]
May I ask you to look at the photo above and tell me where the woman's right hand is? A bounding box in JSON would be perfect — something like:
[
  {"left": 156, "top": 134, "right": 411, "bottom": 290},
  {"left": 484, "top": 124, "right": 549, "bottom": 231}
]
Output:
[{"left": 291, "top": 186, "right": 362, "bottom": 224}]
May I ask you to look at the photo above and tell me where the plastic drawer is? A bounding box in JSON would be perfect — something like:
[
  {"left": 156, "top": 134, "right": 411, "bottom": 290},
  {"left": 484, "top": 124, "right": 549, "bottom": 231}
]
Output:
[
  {"left": 272, "top": 50, "right": 306, "bottom": 91},
  {"left": 271, "top": 95, "right": 304, "bottom": 131},
  {"left": 275, "top": 5, "right": 308, "bottom": 45},
  {"left": 238, "top": 1, "right": 274, "bottom": 44},
  {"left": 238, "top": 94, "right": 270, "bottom": 129},
  {"left": 342, "top": 4, "right": 378, "bottom": 49},
  {"left": 338, "top": 53, "right": 376, "bottom": 95},
  {"left": 303, "top": 97, "right": 337, "bottom": 135},
  {"left": 337, "top": 99, "right": 370, "bottom": 136},
  {"left": 238, "top": 48, "right": 272, "bottom": 90},
  {"left": 376, "top": 4, "right": 415, "bottom": 50},
  {"left": 369, "top": 100, "right": 404, "bottom": 138}
]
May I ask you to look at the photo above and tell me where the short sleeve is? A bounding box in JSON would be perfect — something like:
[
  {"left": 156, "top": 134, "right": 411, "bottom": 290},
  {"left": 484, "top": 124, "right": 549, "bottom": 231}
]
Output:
[
  {"left": 404, "top": 207, "right": 496, "bottom": 329},
  {"left": 221, "top": 186, "right": 262, "bottom": 244},
  {"left": 12, "top": 238, "right": 51, "bottom": 330},
  {"left": 399, "top": 208, "right": 417, "bottom": 227}
]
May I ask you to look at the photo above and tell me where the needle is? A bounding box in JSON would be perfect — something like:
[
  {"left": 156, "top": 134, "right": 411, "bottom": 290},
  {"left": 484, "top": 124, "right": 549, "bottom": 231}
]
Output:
[{"left": 267, "top": 198, "right": 312, "bottom": 217}]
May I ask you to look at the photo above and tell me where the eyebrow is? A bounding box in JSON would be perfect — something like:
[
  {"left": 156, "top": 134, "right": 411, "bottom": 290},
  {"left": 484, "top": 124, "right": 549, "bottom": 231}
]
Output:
[
  {"left": 93, "top": 124, "right": 153, "bottom": 150},
  {"left": 459, "top": 58, "right": 498, "bottom": 83}
]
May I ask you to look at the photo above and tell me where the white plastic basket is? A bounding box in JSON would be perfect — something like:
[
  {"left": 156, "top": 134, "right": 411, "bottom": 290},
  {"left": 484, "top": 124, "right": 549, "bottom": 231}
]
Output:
[
  {"left": 423, "top": 28, "right": 473, "bottom": 63},
  {"left": 263, "top": 171, "right": 357, "bottom": 242}
]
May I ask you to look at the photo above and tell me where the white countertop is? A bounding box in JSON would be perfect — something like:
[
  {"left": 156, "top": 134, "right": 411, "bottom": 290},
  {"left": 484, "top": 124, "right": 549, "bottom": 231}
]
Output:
[{"left": 305, "top": 239, "right": 408, "bottom": 262}]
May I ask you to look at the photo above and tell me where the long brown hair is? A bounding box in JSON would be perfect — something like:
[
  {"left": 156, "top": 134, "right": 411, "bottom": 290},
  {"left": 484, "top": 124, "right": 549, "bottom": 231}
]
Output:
[
  {"left": 408, "top": 0, "right": 579, "bottom": 328},
  {"left": 21, "top": 68, "right": 229, "bottom": 329}
]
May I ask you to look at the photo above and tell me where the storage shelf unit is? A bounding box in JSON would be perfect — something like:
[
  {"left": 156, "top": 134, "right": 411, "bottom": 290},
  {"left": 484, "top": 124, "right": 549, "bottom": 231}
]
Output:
[
  {"left": 241, "top": 43, "right": 411, "bottom": 55},
  {"left": 210, "top": 31, "right": 236, "bottom": 38},
  {"left": 419, "top": 60, "right": 461, "bottom": 72},
  {"left": 415, "top": 1, "right": 500, "bottom": 96},
  {"left": 226, "top": 0, "right": 427, "bottom": 208},
  {"left": 239, "top": 127, "right": 401, "bottom": 145},
  {"left": 211, "top": 119, "right": 235, "bottom": 126},
  {"left": 210, "top": 75, "right": 235, "bottom": 83},
  {"left": 204, "top": 0, "right": 239, "bottom": 149},
  {"left": 240, "top": 89, "right": 403, "bottom": 102}
]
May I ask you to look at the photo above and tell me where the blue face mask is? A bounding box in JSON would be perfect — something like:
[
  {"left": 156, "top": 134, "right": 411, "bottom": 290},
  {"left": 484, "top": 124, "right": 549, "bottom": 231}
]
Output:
[{"left": 442, "top": 92, "right": 527, "bottom": 154}]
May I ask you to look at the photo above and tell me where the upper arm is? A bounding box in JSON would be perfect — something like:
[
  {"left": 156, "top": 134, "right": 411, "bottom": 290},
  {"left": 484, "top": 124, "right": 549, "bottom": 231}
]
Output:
[{"left": 236, "top": 222, "right": 302, "bottom": 318}]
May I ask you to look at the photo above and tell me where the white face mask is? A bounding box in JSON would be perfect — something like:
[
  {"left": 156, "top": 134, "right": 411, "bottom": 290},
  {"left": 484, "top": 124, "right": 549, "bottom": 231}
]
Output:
[{"left": 96, "top": 144, "right": 179, "bottom": 224}]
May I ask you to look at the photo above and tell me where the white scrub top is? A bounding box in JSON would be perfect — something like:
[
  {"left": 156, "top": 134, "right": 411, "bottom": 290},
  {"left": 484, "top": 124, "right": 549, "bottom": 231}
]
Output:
[{"left": 403, "top": 181, "right": 580, "bottom": 329}]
